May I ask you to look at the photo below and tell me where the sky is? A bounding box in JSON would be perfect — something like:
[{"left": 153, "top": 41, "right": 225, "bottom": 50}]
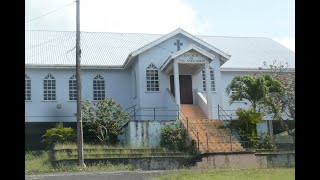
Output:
[{"left": 25, "top": 0, "right": 295, "bottom": 51}]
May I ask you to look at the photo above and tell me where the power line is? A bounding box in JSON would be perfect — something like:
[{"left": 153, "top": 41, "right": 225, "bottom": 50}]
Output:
[
  {"left": 26, "top": 33, "right": 75, "bottom": 61},
  {"left": 26, "top": 32, "right": 75, "bottom": 51},
  {"left": 25, "top": 1, "right": 75, "bottom": 23}
]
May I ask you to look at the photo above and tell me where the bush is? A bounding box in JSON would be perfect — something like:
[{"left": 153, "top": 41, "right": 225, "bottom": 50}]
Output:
[
  {"left": 160, "top": 122, "right": 196, "bottom": 154},
  {"left": 41, "top": 124, "right": 76, "bottom": 148},
  {"left": 227, "top": 108, "right": 264, "bottom": 149},
  {"left": 82, "top": 97, "right": 129, "bottom": 145},
  {"left": 255, "top": 133, "right": 276, "bottom": 150}
]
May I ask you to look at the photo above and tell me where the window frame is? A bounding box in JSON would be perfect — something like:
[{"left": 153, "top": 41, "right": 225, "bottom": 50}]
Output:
[
  {"left": 230, "top": 88, "right": 244, "bottom": 102},
  {"left": 25, "top": 74, "right": 31, "bottom": 101},
  {"left": 146, "top": 63, "right": 160, "bottom": 92},
  {"left": 43, "top": 74, "right": 56, "bottom": 101},
  {"left": 69, "top": 74, "right": 77, "bottom": 101},
  {"left": 202, "top": 67, "right": 215, "bottom": 92},
  {"left": 93, "top": 74, "right": 105, "bottom": 101}
]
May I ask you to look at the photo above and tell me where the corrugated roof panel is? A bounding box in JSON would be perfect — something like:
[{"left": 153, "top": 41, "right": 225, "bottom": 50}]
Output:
[
  {"left": 25, "top": 31, "right": 294, "bottom": 69},
  {"left": 200, "top": 36, "right": 295, "bottom": 69}
]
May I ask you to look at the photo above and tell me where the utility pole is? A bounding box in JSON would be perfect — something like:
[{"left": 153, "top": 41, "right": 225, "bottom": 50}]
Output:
[{"left": 76, "top": 0, "right": 85, "bottom": 167}]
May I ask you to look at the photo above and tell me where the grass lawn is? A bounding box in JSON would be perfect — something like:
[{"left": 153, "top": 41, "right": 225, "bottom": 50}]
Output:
[
  {"left": 153, "top": 168, "right": 295, "bottom": 180},
  {"left": 25, "top": 150, "right": 135, "bottom": 175}
]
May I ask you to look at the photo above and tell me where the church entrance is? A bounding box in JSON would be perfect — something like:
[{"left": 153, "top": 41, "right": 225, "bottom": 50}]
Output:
[{"left": 170, "top": 75, "right": 193, "bottom": 104}]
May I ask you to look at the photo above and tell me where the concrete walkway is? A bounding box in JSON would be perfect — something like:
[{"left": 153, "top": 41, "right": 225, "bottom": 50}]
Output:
[{"left": 25, "top": 170, "right": 167, "bottom": 180}]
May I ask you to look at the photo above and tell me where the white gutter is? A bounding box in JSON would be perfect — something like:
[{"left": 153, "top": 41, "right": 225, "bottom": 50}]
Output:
[
  {"left": 26, "top": 64, "right": 125, "bottom": 69},
  {"left": 221, "top": 68, "right": 295, "bottom": 72}
]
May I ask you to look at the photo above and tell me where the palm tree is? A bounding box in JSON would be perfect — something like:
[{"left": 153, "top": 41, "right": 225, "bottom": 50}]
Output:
[{"left": 226, "top": 74, "right": 283, "bottom": 113}]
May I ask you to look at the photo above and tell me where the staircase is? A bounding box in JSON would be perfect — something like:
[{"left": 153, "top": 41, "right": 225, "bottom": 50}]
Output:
[{"left": 180, "top": 104, "right": 246, "bottom": 153}]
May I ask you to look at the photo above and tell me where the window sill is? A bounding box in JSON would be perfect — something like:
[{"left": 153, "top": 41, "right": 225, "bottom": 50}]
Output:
[
  {"left": 145, "top": 91, "right": 161, "bottom": 93},
  {"left": 233, "top": 101, "right": 245, "bottom": 103},
  {"left": 67, "top": 100, "right": 77, "bottom": 102},
  {"left": 41, "top": 100, "right": 58, "bottom": 102},
  {"left": 92, "top": 99, "right": 106, "bottom": 102},
  {"left": 25, "top": 100, "right": 32, "bottom": 102},
  {"left": 201, "top": 91, "right": 216, "bottom": 93}
]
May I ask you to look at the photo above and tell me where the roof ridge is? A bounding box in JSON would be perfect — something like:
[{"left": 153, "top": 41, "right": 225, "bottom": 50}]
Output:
[
  {"left": 198, "top": 35, "right": 270, "bottom": 39},
  {"left": 25, "top": 30, "right": 272, "bottom": 39},
  {"left": 25, "top": 30, "right": 164, "bottom": 36}
]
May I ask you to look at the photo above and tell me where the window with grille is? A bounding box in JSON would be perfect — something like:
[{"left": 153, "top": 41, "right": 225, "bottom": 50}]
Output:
[
  {"left": 93, "top": 75, "right": 105, "bottom": 100},
  {"left": 202, "top": 67, "right": 215, "bottom": 92},
  {"left": 25, "top": 74, "right": 31, "bottom": 101},
  {"left": 146, "top": 63, "right": 159, "bottom": 92},
  {"left": 231, "top": 88, "right": 243, "bottom": 101},
  {"left": 43, "top": 74, "right": 56, "bottom": 100},
  {"left": 69, "top": 74, "right": 77, "bottom": 100}
]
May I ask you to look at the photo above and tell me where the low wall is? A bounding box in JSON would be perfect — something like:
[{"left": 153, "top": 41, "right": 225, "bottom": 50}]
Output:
[
  {"left": 120, "top": 120, "right": 176, "bottom": 147},
  {"left": 195, "top": 152, "right": 295, "bottom": 169},
  {"left": 54, "top": 156, "right": 198, "bottom": 170},
  {"left": 256, "top": 153, "right": 295, "bottom": 167}
]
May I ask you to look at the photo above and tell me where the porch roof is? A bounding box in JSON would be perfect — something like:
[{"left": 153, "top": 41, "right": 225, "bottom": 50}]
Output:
[{"left": 160, "top": 44, "right": 215, "bottom": 74}]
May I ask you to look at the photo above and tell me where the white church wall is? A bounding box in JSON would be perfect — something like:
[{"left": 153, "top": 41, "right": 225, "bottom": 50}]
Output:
[
  {"left": 25, "top": 68, "right": 132, "bottom": 122},
  {"left": 137, "top": 33, "right": 221, "bottom": 119},
  {"left": 220, "top": 71, "right": 251, "bottom": 111},
  {"left": 131, "top": 57, "right": 141, "bottom": 110}
]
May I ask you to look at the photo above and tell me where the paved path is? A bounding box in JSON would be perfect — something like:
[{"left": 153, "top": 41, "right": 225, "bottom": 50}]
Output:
[{"left": 25, "top": 170, "right": 167, "bottom": 180}]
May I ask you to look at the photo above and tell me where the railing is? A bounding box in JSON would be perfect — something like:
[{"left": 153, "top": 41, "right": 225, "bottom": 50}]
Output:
[
  {"left": 176, "top": 105, "right": 202, "bottom": 153},
  {"left": 118, "top": 105, "right": 137, "bottom": 130},
  {"left": 119, "top": 105, "right": 179, "bottom": 131},
  {"left": 217, "top": 105, "right": 246, "bottom": 149},
  {"left": 217, "top": 105, "right": 238, "bottom": 123},
  {"left": 203, "top": 134, "right": 252, "bottom": 153}
]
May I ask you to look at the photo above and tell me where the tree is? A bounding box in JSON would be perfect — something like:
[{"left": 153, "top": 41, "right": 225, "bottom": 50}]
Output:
[
  {"left": 226, "top": 74, "right": 283, "bottom": 112},
  {"left": 81, "top": 97, "right": 129, "bottom": 145},
  {"left": 260, "top": 61, "right": 295, "bottom": 140}
]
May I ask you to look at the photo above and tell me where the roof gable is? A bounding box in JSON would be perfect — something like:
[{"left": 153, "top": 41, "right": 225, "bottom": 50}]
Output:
[
  {"left": 160, "top": 44, "right": 216, "bottom": 72},
  {"left": 124, "top": 28, "right": 231, "bottom": 68}
]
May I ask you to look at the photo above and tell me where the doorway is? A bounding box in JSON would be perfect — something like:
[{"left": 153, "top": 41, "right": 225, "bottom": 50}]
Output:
[{"left": 170, "top": 75, "right": 193, "bottom": 104}]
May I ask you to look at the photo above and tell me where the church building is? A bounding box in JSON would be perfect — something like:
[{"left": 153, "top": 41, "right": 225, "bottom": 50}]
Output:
[{"left": 25, "top": 28, "right": 295, "bottom": 150}]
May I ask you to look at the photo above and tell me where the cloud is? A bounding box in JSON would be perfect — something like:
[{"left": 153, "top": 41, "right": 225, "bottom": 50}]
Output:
[
  {"left": 272, "top": 37, "right": 295, "bottom": 52},
  {"left": 25, "top": 0, "right": 199, "bottom": 34}
]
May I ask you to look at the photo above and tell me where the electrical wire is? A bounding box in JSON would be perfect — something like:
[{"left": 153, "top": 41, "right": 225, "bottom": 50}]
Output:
[{"left": 25, "top": 1, "right": 75, "bottom": 23}]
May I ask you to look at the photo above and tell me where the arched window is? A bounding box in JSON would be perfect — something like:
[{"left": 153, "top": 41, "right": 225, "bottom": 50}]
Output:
[
  {"left": 25, "top": 74, "right": 31, "bottom": 101},
  {"left": 93, "top": 75, "right": 105, "bottom": 100},
  {"left": 202, "top": 67, "right": 215, "bottom": 92},
  {"left": 43, "top": 74, "right": 56, "bottom": 100},
  {"left": 69, "top": 74, "right": 77, "bottom": 100},
  {"left": 146, "top": 63, "right": 159, "bottom": 92}
]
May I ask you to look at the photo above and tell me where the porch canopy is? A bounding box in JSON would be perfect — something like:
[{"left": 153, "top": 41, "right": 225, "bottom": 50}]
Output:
[
  {"left": 160, "top": 44, "right": 215, "bottom": 74},
  {"left": 160, "top": 44, "right": 216, "bottom": 119}
]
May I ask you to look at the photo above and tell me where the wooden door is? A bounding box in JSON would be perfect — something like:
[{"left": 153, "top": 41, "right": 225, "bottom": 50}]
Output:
[{"left": 170, "top": 75, "right": 193, "bottom": 104}]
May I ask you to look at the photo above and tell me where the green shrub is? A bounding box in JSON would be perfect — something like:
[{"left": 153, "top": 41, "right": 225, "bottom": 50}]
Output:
[
  {"left": 227, "top": 108, "right": 264, "bottom": 149},
  {"left": 255, "top": 133, "right": 276, "bottom": 150},
  {"left": 160, "top": 122, "right": 196, "bottom": 154},
  {"left": 82, "top": 98, "right": 129, "bottom": 145},
  {"left": 42, "top": 124, "right": 76, "bottom": 148}
]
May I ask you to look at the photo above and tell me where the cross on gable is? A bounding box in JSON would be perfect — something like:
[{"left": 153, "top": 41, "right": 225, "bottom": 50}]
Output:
[{"left": 174, "top": 40, "right": 183, "bottom": 51}]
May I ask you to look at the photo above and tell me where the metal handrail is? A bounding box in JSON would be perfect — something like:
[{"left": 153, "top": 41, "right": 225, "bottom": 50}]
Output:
[{"left": 176, "top": 105, "right": 200, "bottom": 152}]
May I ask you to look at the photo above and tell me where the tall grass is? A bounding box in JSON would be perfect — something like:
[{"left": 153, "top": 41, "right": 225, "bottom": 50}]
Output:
[
  {"left": 25, "top": 150, "right": 135, "bottom": 175},
  {"left": 25, "top": 151, "right": 53, "bottom": 174},
  {"left": 53, "top": 143, "right": 191, "bottom": 160}
]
